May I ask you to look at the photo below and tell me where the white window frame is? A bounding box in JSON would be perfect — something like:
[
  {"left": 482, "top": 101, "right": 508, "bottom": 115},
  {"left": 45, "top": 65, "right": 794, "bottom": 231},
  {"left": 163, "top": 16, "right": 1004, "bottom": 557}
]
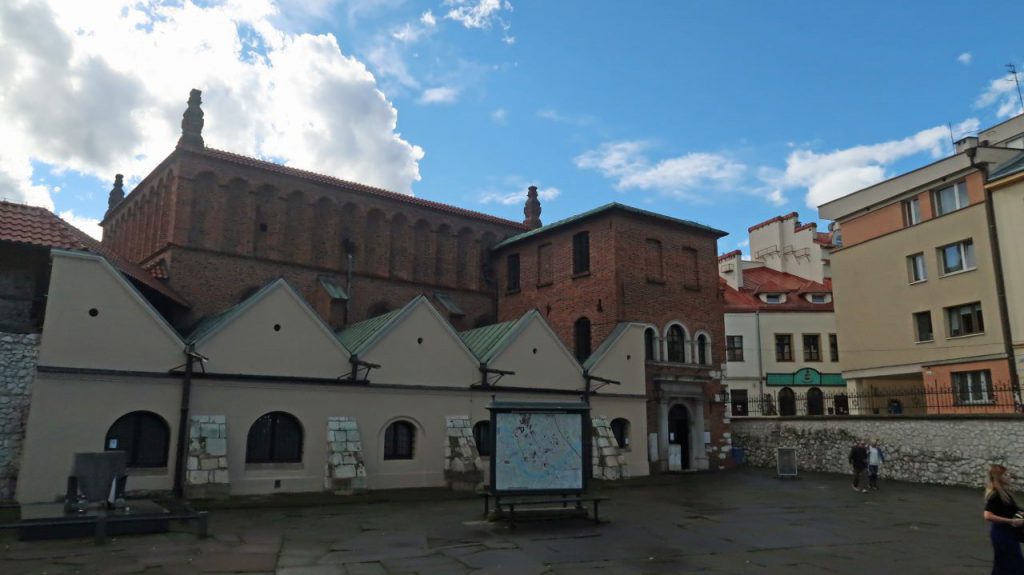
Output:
[
  {"left": 938, "top": 240, "right": 975, "bottom": 276},
  {"left": 765, "top": 294, "right": 782, "bottom": 304},
  {"left": 907, "top": 253, "right": 927, "bottom": 283},
  {"left": 933, "top": 182, "right": 969, "bottom": 216},
  {"left": 952, "top": 370, "right": 993, "bottom": 405},
  {"left": 903, "top": 197, "right": 921, "bottom": 226},
  {"left": 946, "top": 302, "right": 984, "bottom": 337},
  {"left": 810, "top": 293, "right": 827, "bottom": 304}
]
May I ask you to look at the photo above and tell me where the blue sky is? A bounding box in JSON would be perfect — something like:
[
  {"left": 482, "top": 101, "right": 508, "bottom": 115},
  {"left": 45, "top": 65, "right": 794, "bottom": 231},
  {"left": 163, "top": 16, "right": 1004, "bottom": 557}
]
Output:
[{"left": 5, "top": 1, "right": 1024, "bottom": 249}]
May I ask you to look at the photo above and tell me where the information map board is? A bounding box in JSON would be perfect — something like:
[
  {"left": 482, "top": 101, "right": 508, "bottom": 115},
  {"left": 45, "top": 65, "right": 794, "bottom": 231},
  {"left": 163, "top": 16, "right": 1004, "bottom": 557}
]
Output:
[{"left": 488, "top": 401, "right": 591, "bottom": 495}]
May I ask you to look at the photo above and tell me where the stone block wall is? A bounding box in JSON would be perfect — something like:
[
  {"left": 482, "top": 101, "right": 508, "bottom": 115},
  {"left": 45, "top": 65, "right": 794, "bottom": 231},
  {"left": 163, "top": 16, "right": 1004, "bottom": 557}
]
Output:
[
  {"left": 0, "top": 332, "right": 39, "bottom": 502},
  {"left": 186, "top": 415, "right": 230, "bottom": 497},
  {"left": 325, "top": 416, "right": 366, "bottom": 493},
  {"left": 443, "top": 416, "right": 483, "bottom": 491},
  {"left": 732, "top": 416, "right": 1024, "bottom": 488},
  {"left": 591, "top": 416, "right": 629, "bottom": 480}
]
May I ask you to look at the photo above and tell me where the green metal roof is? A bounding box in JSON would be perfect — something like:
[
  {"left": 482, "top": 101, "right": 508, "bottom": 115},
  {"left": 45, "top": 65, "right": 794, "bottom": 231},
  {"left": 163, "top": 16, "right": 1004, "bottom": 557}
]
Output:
[
  {"left": 318, "top": 276, "right": 349, "bottom": 300},
  {"left": 460, "top": 319, "right": 517, "bottom": 360},
  {"left": 187, "top": 279, "right": 284, "bottom": 343},
  {"left": 989, "top": 150, "right": 1024, "bottom": 181},
  {"left": 582, "top": 322, "right": 630, "bottom": 371},
  {"left": 492, "top": 202, "right": 727, "bottom": 251},
  {"left": 336, "top": 307, "right": 404, "bottom": 355}
]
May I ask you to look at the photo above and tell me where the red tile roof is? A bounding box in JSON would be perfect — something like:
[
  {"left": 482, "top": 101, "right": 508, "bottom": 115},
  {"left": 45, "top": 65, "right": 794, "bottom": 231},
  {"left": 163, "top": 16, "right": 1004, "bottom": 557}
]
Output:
[
  {"left": 718, "top": 249, "right": 742, "bottom": 261},
  {"left": 722, "top": 265, "right": 832, "bottom": 313},
  {"left": 747, "top": 211, "right": 799, "bottom": 233},
  {"left": 196, "top": 147, "right": 529, "bottom": 230},
  {"left": 0, "top": 201, "right": 189, "bottom": 307}
]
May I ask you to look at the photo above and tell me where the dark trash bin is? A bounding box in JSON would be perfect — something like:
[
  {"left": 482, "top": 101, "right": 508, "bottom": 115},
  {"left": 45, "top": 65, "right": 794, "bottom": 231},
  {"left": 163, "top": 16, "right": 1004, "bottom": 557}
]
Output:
[{"left": 731, "top": 447, "right": 746, "bottom": 465}]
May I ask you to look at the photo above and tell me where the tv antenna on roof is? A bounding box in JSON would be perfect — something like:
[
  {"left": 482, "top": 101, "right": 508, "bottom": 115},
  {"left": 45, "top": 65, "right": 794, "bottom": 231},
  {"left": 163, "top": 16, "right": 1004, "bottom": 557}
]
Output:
[{"left": 1007, "top": 63, "right": 1024, "bottom": 114}]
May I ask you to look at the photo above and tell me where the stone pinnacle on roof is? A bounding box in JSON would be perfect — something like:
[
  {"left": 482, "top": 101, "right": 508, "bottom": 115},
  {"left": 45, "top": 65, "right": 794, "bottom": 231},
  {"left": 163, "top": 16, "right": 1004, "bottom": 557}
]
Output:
[
  {"left": 106, "top": 174, "right": 125, "bottom": 215},
  {"left": 177, "top": 89, "right": 205, "bottom": 149},
  {"left": 523, "top": 185, "right": 542, "bottom": 229}
]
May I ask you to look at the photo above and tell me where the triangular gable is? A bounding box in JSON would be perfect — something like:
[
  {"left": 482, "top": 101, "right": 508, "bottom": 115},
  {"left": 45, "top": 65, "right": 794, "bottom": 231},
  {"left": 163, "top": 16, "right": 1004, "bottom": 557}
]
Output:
[
  {"left": 356, "top": 296, "right": 480, "bottom": 387},
  {"left": 583, "top": 322, "right": 647, "bottom": 396},
  {"left": 484, "top": 310, "right": 585, "bottom": 392},
  {"left": 38, "top": 250, "right": 184, "bottom": 372},
  {"left": 193, "top": 278, "right": 350, "bottom": 378}
]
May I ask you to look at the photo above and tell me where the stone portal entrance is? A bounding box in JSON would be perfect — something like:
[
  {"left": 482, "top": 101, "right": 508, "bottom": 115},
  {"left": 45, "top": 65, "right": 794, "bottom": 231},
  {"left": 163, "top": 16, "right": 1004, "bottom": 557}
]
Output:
[{"left": 668, "top": 405, "right": 690, "bottom": 470}]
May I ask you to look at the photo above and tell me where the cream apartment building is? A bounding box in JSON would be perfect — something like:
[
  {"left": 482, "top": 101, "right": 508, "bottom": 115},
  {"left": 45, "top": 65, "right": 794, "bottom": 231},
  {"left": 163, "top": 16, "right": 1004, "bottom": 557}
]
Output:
[
  {"left": 719, "top": 213, "right": 842, "bottom": 417},
  {"left": 819, "top": 114, "right": 1024, "bottom": 413}
]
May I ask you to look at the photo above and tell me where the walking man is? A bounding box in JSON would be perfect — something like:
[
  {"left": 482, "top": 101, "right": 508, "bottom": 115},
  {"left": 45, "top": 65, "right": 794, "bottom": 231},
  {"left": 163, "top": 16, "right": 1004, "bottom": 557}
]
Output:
[
  {"left": 849, "top": 440, "right": 868, "bottom": 493},
  {"left": 867, "top": 439, "right": 885, "bottom": 490}
]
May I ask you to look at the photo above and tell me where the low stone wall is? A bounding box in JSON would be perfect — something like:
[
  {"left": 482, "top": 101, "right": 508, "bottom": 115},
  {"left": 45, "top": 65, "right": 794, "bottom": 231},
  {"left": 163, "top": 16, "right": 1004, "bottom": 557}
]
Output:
[
  {"left": 0, "top": 332, "right": 39, "bottom": 502},
  {"left": 186, "top": 415, "right": 230, "bottom": 497},
  {"left": 591, "top": 417, "right": 629, "bottom": 480},
  {"left": 731, "top": 416, "right": 1024, "bottom": 488},
  {"left": 443, "top": 416, "right": 484, "bottom": 491},
  {"left": 325, "top": 416, "right": 366, "bottom": 493}
]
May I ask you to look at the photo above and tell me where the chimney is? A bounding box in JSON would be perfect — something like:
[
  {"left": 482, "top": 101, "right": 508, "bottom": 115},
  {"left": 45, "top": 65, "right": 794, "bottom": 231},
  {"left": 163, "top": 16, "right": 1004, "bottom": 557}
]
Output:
[
  {"left": 955, "top": 136, "right": 979, "bottom": 154},
  {"left": 177, "top": 89, "right": 205, "bottom": 149},
  {"left": 523, "top": 185, "right": 542, "bottom": 229},
  {"left": 105, "top": 174, "right": 125, "bottom": 216}
]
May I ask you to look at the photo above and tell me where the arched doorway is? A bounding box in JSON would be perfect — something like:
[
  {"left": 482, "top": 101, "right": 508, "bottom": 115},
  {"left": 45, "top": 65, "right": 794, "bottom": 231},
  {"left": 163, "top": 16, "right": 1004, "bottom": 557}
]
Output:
[
  {"left": 806, "top": 387, "right": 824, "bottom": 415},
  {"left": 668, "top": 404, "right": 690, "bottom": 470},
  {"left": 779, "top": 387, "right": 796, "bottom": 416}
]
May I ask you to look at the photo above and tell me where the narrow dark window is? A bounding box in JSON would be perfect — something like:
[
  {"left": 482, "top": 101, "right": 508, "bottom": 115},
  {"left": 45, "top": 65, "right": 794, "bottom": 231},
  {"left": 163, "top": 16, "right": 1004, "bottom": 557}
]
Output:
[
  {"left": 775, "top": 334, "right": 793, "bottom": 362},
  {"left": 645, "top": 238, "right": 664, "bottom": 281},
  {"left": 806, "top": 387, "right": 824, "bottom": 415},
  {"left": 572, "top": 232, "right": 590, "bottom": 275},
  {"left": 730, "top": 389, "right": 749, "bottom": 417},
  {"left": 644, "top": 327, "right": 657, "bottom": 361},
  {"left": 506, "top": 253, "right": 520, "bottom": 292},
  {"left": 610, "top": 418, "right": 630, "bottom": 448},
  {"left": 914, "top": 311, "right": 934, "bottom": 342},
  {"left": 803, "top": 334, "right": 821, "bottom": 362},
  {"left": 697, "top": 334, "right": 709, "bottom": 365},
  {"left": 574, "top": 317, "right": 592, "bottom": 361},
  {"left": 246, "top": 412, "right": 303, "bottom": 463},
  {"left": 829, "top": 333, "right": 839, "bottom": 362},
  {"left": 726, "top": 335, "right": 744, "bottom": 362},
  {"left": 105, "top": 411, "right": 170, "bottom": 468},
  {"left": 667, "top": 325, "right": 686, "bottom": 362},
  {"left": 384, "top": 420, "right": 415, "bottom": 460},
  {"left": 473, "top": 421, "right": 491, "bottom": 457},
  {"left": 778, "top": 387, "right": 796, "bottom": 416}
]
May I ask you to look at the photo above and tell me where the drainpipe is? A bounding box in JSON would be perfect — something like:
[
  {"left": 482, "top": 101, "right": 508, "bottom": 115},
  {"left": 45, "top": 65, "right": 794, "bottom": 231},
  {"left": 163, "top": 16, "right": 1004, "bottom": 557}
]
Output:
[
  {"left": 978, "top": 154, "right": 1022, "bottom": 405},
  {"left": 346, "top": 252, "right": 354, "bottom": 325},
  {"left": 755, "top": 309, "right": 765, "bottom": 412},
  {"left": 173, "top": 344, "right": 195, "bottom": 498}
]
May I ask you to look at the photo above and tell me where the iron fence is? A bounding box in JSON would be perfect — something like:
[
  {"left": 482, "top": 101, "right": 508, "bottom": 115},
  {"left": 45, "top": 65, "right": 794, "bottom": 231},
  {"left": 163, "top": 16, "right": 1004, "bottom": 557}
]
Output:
[{"left": 729, "top": 380, "right": 1023, "bottom": 417}]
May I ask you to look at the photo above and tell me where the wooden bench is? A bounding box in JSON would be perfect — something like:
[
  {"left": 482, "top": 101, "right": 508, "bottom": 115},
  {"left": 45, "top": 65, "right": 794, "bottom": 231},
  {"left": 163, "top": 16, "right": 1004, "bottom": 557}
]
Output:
[{"left": 481, "top": 492, "right": 608, "bottom": 527}]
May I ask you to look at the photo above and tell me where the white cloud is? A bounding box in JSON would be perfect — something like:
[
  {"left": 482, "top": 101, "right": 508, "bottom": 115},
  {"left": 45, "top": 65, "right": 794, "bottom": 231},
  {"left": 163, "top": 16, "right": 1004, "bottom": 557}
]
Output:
[
  {"left": 763, "top": 119, "right": 980, "bottom": 209},
  {"left": 444, "top": 0, "right": 512, "bottom": 30},
  {"left": 491, "top": 108, "right": 507, "bottom": 124},
  {"left": 537, "top": 108, "right": 593, "bottom": 127},
  {"left": 976, "top": 72, "right": 1024, "bottom": 119},
  {"left": 419, "top": 86, "right": 459, "bottom": 104},
  {"left": 58, "top": 209, "right": 103, "bottom": 240},
  {"left": 479, "top": 183, "right": 560, "bottom": 205},
  {"left": 420, "top": 10, "right": 436, "bottom": 26},
  {"left": 0, "top": 0, "right": 425, "bottom": 213},
  {"left": 958, "top": 52, "right": 973, "bottom": 65},
  {"left": 737, "top": 239, "right": 749, "bottom": 248},
  {"left": 392, "top": 10, "right": 437, "bottom": 43},
  {"left": 574, "top": 141, "right": 746, "bottom": 201}
]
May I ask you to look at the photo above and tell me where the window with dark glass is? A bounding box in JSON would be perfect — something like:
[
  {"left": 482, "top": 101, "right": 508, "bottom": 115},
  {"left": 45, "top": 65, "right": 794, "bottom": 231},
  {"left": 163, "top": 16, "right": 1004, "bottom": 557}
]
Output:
[
  {"left": 775, "top": 334, "right": 793, "bottom": 361},
  {"left": 105, "top": 411, "right": 170, "bottom": 468},
  {"left": 914, "top": 311, "right": 934, "bottom": 342},
  {"left": 726, "top": 335, "right": 744, "bottom": 362},
  {"left": 610, "top": 418, "right": 630, "bottom": 449},
  {"left": 806, "top": 387, "right": 824, "bottom": 415},
  {"left": 946, "top": 302, "right": 984, "bottom": 337},
  {"left": 932, "top": 181, "right": 969, "bottom": 216},
  {"left": 246, "top": 411, "right": 303, "bottom": 463},
  {"left": 574, "top": 317, "right": 592, "bottom": 362},
  {"left": 667, "top": 325, "right": 686, "bottom": 363},
  {"left": 952, "top": 370, "right": 994, "bottom": 405},
  {"left": 778, "top": 387, "right": 796, "bottom": 416},
  {"left": 903, "top": 197, "right": 921, "bottom": 226},
  {"left": 938, "top": 240, "right": 975, "bottom": 275},
  {"left": 644, "top": 328, "right": 657, "bottom": 361},
  {"left": 506, "top": 253, "right": 520, "bottom": 292},
  {"left": 697, "top": 334, "right": 709, "bottom": 365},
  {"left": 384, "top": 420, "right": 415, "bottom": 460},
  {"left": 731, "top": 389, "right": 749, "bottom": 417},
  {"left": 537, "top": 243, "right": 552, "bottom": 286},
  {"left": 803, "top": 334, "right": 821, "bottom": 362},
  {"left": 829, "top": 333, "right": 839, "bottom": 362},
  {"left": 572, "top": 232, "right": 590, "bottom": 275},
  {"left": 473, "top": 421, "right": 491, "bottom": 457}
]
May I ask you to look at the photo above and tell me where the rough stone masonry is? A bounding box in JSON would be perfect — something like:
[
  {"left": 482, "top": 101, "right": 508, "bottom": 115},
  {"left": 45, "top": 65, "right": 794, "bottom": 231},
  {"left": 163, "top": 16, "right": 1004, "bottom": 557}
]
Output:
[{"left": 0, "top": 332, "right": 38, "bottom": 502}]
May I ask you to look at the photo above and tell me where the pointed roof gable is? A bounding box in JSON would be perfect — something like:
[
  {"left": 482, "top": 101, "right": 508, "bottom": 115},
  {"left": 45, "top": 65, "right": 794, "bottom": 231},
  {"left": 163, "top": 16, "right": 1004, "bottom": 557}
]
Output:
[
  {"left": 460, "top": 319, "right": 518, "bottom": 361},
  {"left": 336, "top": 307, "right": 406, "bottom": 356}
]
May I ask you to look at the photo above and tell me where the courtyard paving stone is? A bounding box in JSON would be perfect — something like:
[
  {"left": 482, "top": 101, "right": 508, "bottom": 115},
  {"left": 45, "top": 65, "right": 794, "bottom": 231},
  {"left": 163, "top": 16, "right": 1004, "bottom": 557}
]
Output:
[{"left": 0, "top": 468, "right": 1001, "bottom": 574}]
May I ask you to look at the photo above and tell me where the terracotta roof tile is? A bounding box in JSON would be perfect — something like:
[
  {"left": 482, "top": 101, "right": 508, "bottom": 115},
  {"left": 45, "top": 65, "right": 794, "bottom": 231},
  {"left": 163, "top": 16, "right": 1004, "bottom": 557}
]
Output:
[
  {"left": 722, "top": 266, "right": 832, "bottom": 313},
  {"left": 0, "top": 201, "right": 189, "bottom": 307}
]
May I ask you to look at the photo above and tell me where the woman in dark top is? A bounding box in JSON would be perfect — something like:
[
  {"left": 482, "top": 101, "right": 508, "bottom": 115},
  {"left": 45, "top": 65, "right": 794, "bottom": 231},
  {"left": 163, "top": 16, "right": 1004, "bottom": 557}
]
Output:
[{"left": 984, "top": 464, "right": 1024, "bottom": 574}]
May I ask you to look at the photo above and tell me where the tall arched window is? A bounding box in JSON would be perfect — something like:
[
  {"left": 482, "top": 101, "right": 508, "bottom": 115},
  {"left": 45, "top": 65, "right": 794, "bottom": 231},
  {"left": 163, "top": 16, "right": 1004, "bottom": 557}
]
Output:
[
  {"left": 697, "top": 333, "right": 709, "bottom": 365},
  {"left": 384, "top": 420, "right": 416, "bottom": 460},
  {"left": 473, "top": 421, "right": 491, "bottom": 457},
  {"left": 644, "top": 327, "right": 657, "bottom": 361},
  {"left": 246, "top": 412, "right": 303, "bottom": 463},
  {"left": 574, "top": 317, "right": 592, "bottom": 362},
  {"left": 667, "top": 325, "right": 686, "bottom": 363},
  {"left": 779, "top": 388, "right": 797, "bottom": 417},
  {"left": 105, "top": 411, "right": 170, "bottom": 468},
  {"left": 610, "top": 418, "right": 630, "bottom": 449}
]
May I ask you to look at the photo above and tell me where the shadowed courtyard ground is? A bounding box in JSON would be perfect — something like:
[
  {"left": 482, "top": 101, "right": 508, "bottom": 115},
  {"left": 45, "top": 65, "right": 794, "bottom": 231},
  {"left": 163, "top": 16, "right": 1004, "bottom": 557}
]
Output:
[{"left": 0, "top": 468, "right": 995, "bottom": 574}]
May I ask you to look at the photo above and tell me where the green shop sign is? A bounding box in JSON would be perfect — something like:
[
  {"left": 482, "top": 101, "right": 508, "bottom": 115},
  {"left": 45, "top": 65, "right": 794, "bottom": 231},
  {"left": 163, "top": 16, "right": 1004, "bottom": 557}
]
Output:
[{"left": 766, "top": 367, "right": 845, "bottom": 387}]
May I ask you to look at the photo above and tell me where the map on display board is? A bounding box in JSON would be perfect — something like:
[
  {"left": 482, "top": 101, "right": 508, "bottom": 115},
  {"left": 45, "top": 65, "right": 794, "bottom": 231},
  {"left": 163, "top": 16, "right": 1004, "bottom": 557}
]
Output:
[{"left": 493, "top": 411, "right": 584, "bottom": 492}]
